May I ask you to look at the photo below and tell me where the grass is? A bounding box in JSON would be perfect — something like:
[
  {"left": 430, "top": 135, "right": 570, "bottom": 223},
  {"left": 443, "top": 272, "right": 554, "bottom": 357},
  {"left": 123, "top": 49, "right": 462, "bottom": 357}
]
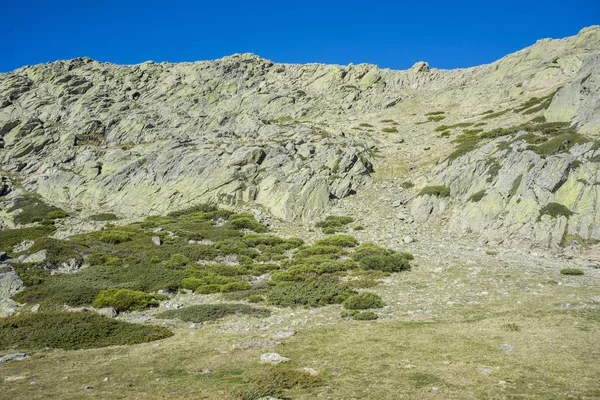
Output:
[
  {"left": 418, "top": 185, "right": 450, "bottom": 197},
  {"left": 8, "top": 195, "right": 67, "bottom": 225},
  {"left": 0, "top": 312, "right": 172, "bottom": 351},
  {"left": 156, "top": 304, "right": 271, "bottom": 322},
  {"left": 0, "top": 225, "right": 56, "bottom": 250}
]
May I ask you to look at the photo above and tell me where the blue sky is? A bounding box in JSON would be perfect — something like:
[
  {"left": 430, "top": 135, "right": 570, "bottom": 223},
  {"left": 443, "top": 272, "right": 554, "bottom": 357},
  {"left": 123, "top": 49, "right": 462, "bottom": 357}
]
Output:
[{"left": 1, "top": 0, "right": 598, "bottom": 72}]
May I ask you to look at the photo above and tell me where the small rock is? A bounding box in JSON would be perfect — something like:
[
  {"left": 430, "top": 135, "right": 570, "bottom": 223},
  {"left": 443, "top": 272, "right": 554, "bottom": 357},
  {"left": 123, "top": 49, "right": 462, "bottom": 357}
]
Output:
[
  {"left": 97, "top": 307, "right": 117, "bottom": 318},
  {"left": 30, "top": 381, "right": 36, "bottom": 385},
  {"left": 153, "top": 227, "right": 164, "bottom": 232},
  {"left": 31, "top": 304, "right": 40, "bottom": 313},
  {"left": 499, "top": 344, "right": 514, "bottom": 353},
  {"left": 85, "top": 385, "right": 94, "bottom": 390},
  {"left": 189, "top": 323, "right": 202, "bottom": 329},
  {"left": 499, "top": 380, "right": 507, "bottom": 385},
  {"left": 103, "top": 377, "right": 109, "bottom": 382},
  {"left": 22, "top": 250, "right": 47, "bottom": 264},
  {"left": 260, "top": 352, "right": 290, "bottom": 365},
  {"left": 301, "top": 367, "right": 319, "bottom": 376},
  {"left": 442, "top": 360, "right": 450, "bottom": 365},
  {"left": 0, "top": 252, "right": 7, "bottom": 261},
  {"left": 403, "top": 236, "right": 414, "bottom": 244},
  {"left": 5, "top": 376, "right": 26, "bottom": 382},
  {"left": 151, "top": 236, "right": 162, "bottom": 246},
  {"left": 272, "top": 331, "right": 296, "bottom": 340},
  {"left": 431, "top": 386, "right": 439, "bottom": 391},
  {"left": 233, "top": 341, "right": 278, "bottom": 349},
  {"left": 0, "top": 353, "right": 31, "bottom": 363},
  {"left": 479, "top": 367, "right": 493, "bottom": 375}
]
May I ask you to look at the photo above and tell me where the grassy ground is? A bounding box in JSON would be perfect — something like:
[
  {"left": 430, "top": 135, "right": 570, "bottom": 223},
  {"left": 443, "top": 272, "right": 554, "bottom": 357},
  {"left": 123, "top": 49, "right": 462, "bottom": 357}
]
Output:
[{"left": 2, "top": 264, "right": 598, "bottom": 399}]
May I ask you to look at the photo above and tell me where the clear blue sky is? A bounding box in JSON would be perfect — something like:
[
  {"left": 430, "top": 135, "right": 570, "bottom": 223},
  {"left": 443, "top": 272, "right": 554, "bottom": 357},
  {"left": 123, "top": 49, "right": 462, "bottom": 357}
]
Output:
[{"left": 1, "top": 0, "right": 598, "bottom": 72}]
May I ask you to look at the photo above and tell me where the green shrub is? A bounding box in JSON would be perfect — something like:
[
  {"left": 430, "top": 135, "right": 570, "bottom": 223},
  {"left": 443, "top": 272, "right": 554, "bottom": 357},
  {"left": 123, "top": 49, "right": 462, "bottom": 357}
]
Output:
[
  {"left": 195, "top": 284, "right": 223, "bottom": 294},
  {"left": 418, "top": 185, "right": 450, "bottom": 197},
  {"left": 538, "top": 202, "right": 574, "bottom": 220},
  {"left": 294, "top": 245, "right": 345, "bottom": 258},
  {"left": 161, "top": 253, "right": 190, "bottom": 269},
  {"left": 340, "top": 310, "right": 359, "bottom": 318},
  {"left": 182, "top": 277, "right": 204, "bottom": 291},
  {"left": 315, "top": 215, "right": 354, "bottom": 232},
  {"left": 0, "top": 225, "right": 56, "bottom": 250},
  {"left": 156, "top": 304, "right": 270, "bottom": 323},
  {"left": 220, "top": 282, "right": 252, "bottom": 293},
  {"left": 96, "top": 230, "right": 135, "bottom": 244},
  {"left": 468, "top": 190, "right": 486, "bottom": 202},
  {"left": 232, "top": 366, "right": 323, "bottom": 400},
  {"left": 167, "top": 203, "right": 219, "bottom": 217},
  {"left": 342, "top": 292, "right": 385, "bottom": 310},
  {"left": 560, "top": 268, "right": 584, "bottom": 276},
  {"left": 267, "top": 282, "right": 356, "bottom": 307},
  {"left": 352, "top": 311, "right": 378, "bottom": 320},
  {"left": 89, "top": 213, "right": 119, "bottom": 221},
  {"left": 8, "top": 196, "right": 66, "bottom": 225},
  {"left": 382, "top": 127, "right": 398, "bottom": 133},
  {"left": 353, "top": 225, "right": 365, "bottom": 231},
  {"left": 247, "top": 295, "right": 265, "bottom": 303},
  {"left": 92, "top": 288, "right": 166, "bottom": 312},
  {"left": 0, "top": 312, "right": 172, "bottom": 350},
  {"left": 243, "top": 234, "right": 284, "bottom": 247},
  {"left": 314, "top": 235, "right": 359, "bottom": 248},
  {"left": 228, "top": 213, "right": 267, "bottom": 232},
  {"left": 47, "top": 210, "right": 69, "bottom": 220},
  {"left": 359, "top": 254, "right": 412, "bottom": 272},
  {"left": 501, "top": 323, "right": 521, "bottom": 332}
]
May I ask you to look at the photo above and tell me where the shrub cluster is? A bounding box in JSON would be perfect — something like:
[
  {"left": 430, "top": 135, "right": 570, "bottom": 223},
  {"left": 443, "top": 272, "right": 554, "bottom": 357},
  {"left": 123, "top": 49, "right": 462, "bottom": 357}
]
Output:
[
  {"left": 315, "top": 215, "right": 354, "bottom": 234},
  {"left": 418, "top": 185, "right": 450, "bottom": 197},
  {"left": 0, "top": 312, "right": 172, "bottom": 350},
  {"left": 155, "top": 304, "right": 270, "bottom": 323},
  {"left": 92, "top": 288, "right": 167, "bottom": 312},
  {"left": 342, "top": 292, "right": 385, "bottom": 310}
]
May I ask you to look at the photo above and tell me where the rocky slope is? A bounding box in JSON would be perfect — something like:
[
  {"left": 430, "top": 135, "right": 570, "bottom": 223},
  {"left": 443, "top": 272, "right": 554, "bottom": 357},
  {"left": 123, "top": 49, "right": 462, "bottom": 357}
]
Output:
[{"left": 1, "top": 26, "right": 599, "bottom": 248}]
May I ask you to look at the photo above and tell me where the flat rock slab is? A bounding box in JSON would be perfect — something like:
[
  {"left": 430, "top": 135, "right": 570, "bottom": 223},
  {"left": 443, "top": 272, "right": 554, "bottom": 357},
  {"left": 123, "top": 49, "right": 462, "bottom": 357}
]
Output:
[
  {"left": 260, "top": 352, "right": 290, "bottom": 364},
  {"left": 272, "top": 331, "right": 296, "bottom": 340},
  {"left": 233, "top": 341, "right": 278, "bottom": 349},
  {"left": 0, "top": 353, "right": 31, "bottom": 363}
]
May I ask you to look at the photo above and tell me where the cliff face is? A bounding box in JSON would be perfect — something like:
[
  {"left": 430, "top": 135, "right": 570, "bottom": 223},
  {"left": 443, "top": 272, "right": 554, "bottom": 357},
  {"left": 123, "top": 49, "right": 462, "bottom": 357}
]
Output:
[{"left": 1, "top": 26, "right": 599, "bottom": 248}]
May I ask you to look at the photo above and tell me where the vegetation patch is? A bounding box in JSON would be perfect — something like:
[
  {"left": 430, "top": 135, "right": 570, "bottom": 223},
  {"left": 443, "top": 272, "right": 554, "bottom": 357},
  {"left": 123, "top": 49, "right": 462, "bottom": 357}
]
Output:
[
  {"left": 342, "top": 292, "right": 385, "bottom": 310},
  {"left": 267, "top": 281, "right": 356, "bottom": 307},
  {"left": 89, "top": 213, "right": 119, "bottom": 221},
  {"left": 469, "top": 190, "right": 486, "bottom": 202},
  {"left": 538, "top": 202, "right": 574, "bottom": 220},
  {"left": 92, "top": 288, "right": 167, "bottom": 312},
  {"left": 0, "top": 312, "right": 172, "bottom": 351},
  {"left": 232, "top": 366, "right": 323, "bottom": 400},
  {"left": 315, "top": 215, "right": 354, "bottom": 234},
  {"left": 560, "top": 268, "right": 584, "bottom": 276},
  {"left": 382, "top": 127, "right": 398, "bottom": 133},
  {"left": 352, "top": 311, "right": 379, "bottom": 320},
  {"left": 8, "top": 195, "right": 67, "bottom": 225},
  {"left": 156, "top": 304, "right": 270, "bottom": 322},
  {"left": 314, "top": 235, "right": 358, "bottom": 248},
  {"left": 418, "top": 185, "right": 450, "bottom": 197},
  {"left": 0, "top": 225, "right": 56, "bottom": 249}
]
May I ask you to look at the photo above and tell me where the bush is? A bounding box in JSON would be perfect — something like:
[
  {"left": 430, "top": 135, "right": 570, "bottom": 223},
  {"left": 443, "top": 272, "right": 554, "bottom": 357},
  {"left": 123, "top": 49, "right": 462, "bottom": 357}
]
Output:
[
  {"left": 267, "top": 282, "right": 356, "bottom": 307},
  {"left": 294, "top": 245, "right": 345, "bottom": 258},
  {"left": 96, "top": 230, "right": 135, "bottom": 244},
  {"left": 228, "top": 213, "right": 267, "bottom": 232},
  {"left": 89, "top": 213, "right": 119, "bottom": 221},
  {"left": 418, "top": 185, "right": 450, "bottom": 197},
  {"left": 342, "top": 292, "right": 385, "bottom": 310},
  {"left": 352, "top": 311, "right": 378, "bottom": 320},
  {"left": 560, "top": 268, "right": 584, "bottom": 276},
  {"left": 359, "top": 254, "right": 412, "bottom": 272},
  {"left": 92, "top": 288, "right": 166, "bottom": 312},
  {"left": 315, "top": 215, "right": 354, "bottom": 233},
  {"left": 382, "top": 127, "right": 398, "bottom": 133},
  {"left": 0, "top": 225, "right": 56, "bottom": 249},
  {"left": 182, "top": 277, "right": 204, "bottom": 291},
  {"left": 468, "top": 190, "right": 486, "bottom": 202},
  {"left": 161, "top": 253, "right": 190, "bottom": 269},
  {"left": 401, "top": 181, "right": 415, "bottom": 189},
  {"left": 156, "top": 304, "right": 270, "bottom": 323},
  {"left": 314, "top": 235, "right": 359, "bottom": 248},
  {"left": 195, "top": 284, "right": 223, "bottom": 294},
  {"left": 232, "top": 366, "right": 323, "bottom": 400},
  {"left": 47, "top": 210, "right": 69, "bottom": 220},
  {"left": 340, "top": 310, "right": 359, "bottom": 318},
  {"left": 8, "top": 196, "right": 66, "bottom": 225},
  {"left": 539, "top": 202, "right": 574, "bottom": 220},
  {"left": 247, "top": 294, "right": 265, "bottom": 303},
  {"left": 0, "top": 312, "right": 172, "bottom": 350},
  {"left": 220, "top": 282, "right": 252, "bottom": 292}
]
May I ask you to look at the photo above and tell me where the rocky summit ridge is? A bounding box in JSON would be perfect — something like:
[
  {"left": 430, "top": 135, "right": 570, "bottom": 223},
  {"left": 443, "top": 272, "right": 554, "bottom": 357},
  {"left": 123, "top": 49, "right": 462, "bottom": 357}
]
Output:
[{"left": 1, "top": 26, "right": 600, "bottom": 249}]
